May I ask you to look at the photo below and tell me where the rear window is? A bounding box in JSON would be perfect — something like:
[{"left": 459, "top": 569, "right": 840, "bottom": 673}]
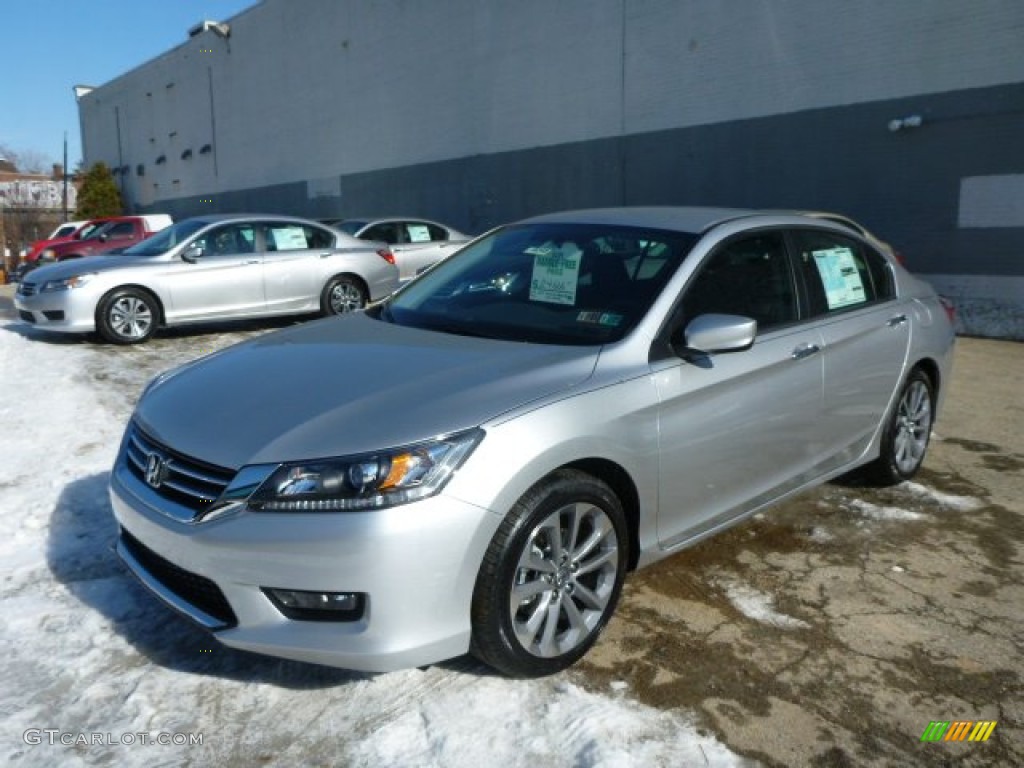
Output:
[{"left": 790, "top": 229, "right": 894, "bottom": 316}]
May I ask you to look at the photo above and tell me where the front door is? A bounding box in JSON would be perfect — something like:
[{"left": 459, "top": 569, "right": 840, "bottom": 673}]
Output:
[
  {"left": 165, "top": 223, "right": 264, "bottom": 321},
  {"left": 653, "top": 230, "right": 826, "bottom": 548}
]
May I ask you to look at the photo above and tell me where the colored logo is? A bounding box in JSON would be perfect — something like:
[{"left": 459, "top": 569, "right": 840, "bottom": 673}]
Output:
[{"left": 921, "top": 721, "right": 996, "bottom": 742}]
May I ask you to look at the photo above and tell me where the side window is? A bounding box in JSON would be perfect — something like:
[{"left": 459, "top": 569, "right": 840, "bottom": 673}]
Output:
[
  {"left": 362, "top": 222, "right": 400, "bottom": 243},
  {"left": 790, "top": 229, "right": 894, "bottom": 317},
  {"left": 681, "top": 232, "right": 797, "bottom": 333},
  {"left": 195, "top": 224, "right": 256, "bottom": 256},
  {"left": 264, "top": 223, "right": 311, "bottom": 252},
  {"left": 404, "top": 222, "right": 437, "bottom": 243},
  {"left": 305, "top": 225, "right": 334, "bottom": 249},
  {"left": 106, "top": 222, "right": 136, "bottom": 239}
]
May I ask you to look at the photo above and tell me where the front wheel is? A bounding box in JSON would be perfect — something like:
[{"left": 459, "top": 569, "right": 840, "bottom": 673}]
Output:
[
  {"left": 863, "top": 369, "right": 935, "bottom": 486},
  {"left": 471, "top": 469, "right": 628, "bottom": 677},
  {"left": 321, "top": 275, "right": 367, "bottom": 316},
  {"left": 97, "top": 288, "right": 158, "bottom": 344}
]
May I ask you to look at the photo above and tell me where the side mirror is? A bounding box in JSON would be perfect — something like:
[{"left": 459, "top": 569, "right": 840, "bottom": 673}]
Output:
[
  {"left": 680, "top": 313, "right": 757, "bottom": 356},
  {"left": 182, "top": 243, "right": 204, "bottom": 263},
  {"left": 98, "top": 233, "right": 109, "bottom": 243}
]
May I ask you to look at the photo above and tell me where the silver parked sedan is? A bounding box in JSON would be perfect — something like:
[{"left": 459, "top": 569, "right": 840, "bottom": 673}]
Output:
[
  {"left": 15, "top": 214, "right": 400, "bottom": 344},
  {"left": 109, "top": 207, "right": 954, "bottom": 676},
  {"left": 331, "top": 217, "right": 471, "bottom": 281}
]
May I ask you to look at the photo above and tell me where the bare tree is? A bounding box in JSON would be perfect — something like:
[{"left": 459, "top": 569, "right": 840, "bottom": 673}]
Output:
[{"left": 0, "top": 143, "right": 56, "bottom": 173}]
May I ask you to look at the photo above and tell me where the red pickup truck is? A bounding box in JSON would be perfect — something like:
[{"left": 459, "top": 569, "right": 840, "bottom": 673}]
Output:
[{"left": 36, "top": 214, "right": 173, "bottom": 262}]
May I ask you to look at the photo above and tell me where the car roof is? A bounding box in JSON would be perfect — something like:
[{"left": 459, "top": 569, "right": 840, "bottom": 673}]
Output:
[
  {"left": 182, "top": 213, "right": 333, "bottom": 226},
  {"left": 520, "top": 206, "right": 764, "bottom": 233}
]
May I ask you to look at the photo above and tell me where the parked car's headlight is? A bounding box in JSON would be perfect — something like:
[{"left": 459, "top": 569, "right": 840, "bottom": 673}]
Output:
[
  {"left": 41, "top": 273, "right": 97, "bottom": 292},
  {"left": 39, "top": 249, "right": 57, "bottom": 261},
  {"left": 248, "top": 429, "right": 483, "bottom": 512}
]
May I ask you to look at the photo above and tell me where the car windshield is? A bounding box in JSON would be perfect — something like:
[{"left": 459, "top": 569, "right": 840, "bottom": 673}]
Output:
[
  {"left": 77, "top": 222, "right": 104, "bottom": 240},
  {"left": 81, "top": 221, "right": 116, "bottom": 241},
  {"left": 382, "top": 222, "right": 698, "bottom": 345},
  {"left": 121, "top": 220, "right": 208, "bottom": 256}
]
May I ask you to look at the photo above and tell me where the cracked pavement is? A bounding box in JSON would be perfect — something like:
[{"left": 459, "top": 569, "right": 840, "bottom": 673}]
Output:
[{"left": 578, "top": 338, "right": 1023, "bottom": 767}]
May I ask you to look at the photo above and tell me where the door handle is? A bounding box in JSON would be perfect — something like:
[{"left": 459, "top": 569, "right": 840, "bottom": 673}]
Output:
[
  {"left": 244, "top": 259, "right": 260, "bottom": 265},
  {"left": 791, "top": 343, "right": 820, "bottom": 360},
  {"left": 319, "top": 252, "right": 332, "bottom": 258},
  {"left": 887, "top": 314, "right": 908, "bottom": 327}
]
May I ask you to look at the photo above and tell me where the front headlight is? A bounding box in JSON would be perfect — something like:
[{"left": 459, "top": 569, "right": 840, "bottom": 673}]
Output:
[
  {"left": 41, "top": 273, "right": 97, "bottom": 292},
  {"left": 39, "top": 249, "right": 57, "bottom": 261},
  {"left": 248, "top": 429, "right": 483, "bottom": 512}
]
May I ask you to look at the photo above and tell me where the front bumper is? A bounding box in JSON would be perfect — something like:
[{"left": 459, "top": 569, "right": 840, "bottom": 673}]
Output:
[
  {"left": 14, "top": 285, "right": 98, "bottom": 333},
  {"left": 109, "top": 455, "right": 502, "bottom": 673}
]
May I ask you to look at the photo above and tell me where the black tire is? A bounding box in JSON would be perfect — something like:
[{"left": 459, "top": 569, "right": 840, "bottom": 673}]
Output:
[
  {"left": 470, "top": 469, "right": 628, "bottom": 677},
  {"left": 96, "top": 288, "right": 159, "bottom": 344},
  {"left": 862, "top": 368, "right": 935, "bottom": 486},
  {"left": 320, "top": 275, "right": 367, "bottom": 316}
]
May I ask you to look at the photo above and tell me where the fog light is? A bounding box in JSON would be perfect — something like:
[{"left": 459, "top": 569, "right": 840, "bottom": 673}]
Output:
[{"left": 263, "top": 588, "right": 365, "bottom": 622}]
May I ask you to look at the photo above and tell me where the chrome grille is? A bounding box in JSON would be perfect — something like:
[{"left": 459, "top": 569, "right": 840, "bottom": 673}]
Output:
[{"left": 124, "top": 424, "right": 235, "bottom": 512}]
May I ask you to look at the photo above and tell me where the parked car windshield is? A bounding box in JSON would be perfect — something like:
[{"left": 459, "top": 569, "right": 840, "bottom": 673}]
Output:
[
  {"left": 121, "top": 220, "right": 208, "bottom": 256},
  {"left": 383, "top": 222, "right": 699, "bottom": 345}
]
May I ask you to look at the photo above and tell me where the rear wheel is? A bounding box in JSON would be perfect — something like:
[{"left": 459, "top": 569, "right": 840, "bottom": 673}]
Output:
[
  {"left": 863, "top": 369, "right": 934, "bottom": 485},
  {"left": 321, "top": 275, "right": 367, "bottom": 316},
  {"left": 471, "top": 469, "right": 627, "bottom": 677},
  {"left": 97, "top": 288, "right": 158, "bottom": 344}
]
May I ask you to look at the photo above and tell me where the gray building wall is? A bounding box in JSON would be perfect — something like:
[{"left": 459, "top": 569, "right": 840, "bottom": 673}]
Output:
[{"left": 78, "top": 0, "right": 1024, "bottom": 337}]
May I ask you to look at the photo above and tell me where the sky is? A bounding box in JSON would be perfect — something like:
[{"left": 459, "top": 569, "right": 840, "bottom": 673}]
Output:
[{"left": 0, "top": 0, "right": 258, "bottom": 171}]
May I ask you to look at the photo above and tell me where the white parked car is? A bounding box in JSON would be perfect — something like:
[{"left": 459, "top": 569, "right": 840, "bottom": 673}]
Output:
[{"left": 15, "top": 214, "right": 400, "bottom": 344}]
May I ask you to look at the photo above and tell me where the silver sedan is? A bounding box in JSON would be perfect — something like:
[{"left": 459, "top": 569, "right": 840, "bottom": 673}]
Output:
[
  {"left": 109, "top": 207, "right": 954, "bottom": 676},
  {"left": 15, "top": 214, "right": 400, "bottom": 344},
  {"left": 331, "top": 217, "right": 470, "bottom": 281}
]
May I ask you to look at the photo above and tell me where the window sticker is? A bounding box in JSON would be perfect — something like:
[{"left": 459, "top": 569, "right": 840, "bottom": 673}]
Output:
[
  {"left": 529, "top": 244, "right": 581, "bottom": 305},
  {"left": 270, "top": 226, "right": 308, "bottom": 250},
  {"left": 576, "top": 310, "right": 624, "bottom": 327},
  {"left": 406, "top": 224, "right": 432, "bottom": 243},
  {"left": 812, "top": 247, "right": 866, "bottom": 309}
]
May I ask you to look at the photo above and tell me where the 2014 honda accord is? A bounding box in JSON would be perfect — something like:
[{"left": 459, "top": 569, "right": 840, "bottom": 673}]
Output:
[{"left": 109, "top": 207, "right": 954, "bottom": 677}]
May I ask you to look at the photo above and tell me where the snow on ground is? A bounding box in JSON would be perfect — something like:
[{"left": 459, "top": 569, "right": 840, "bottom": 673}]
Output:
[
  {"left": 846, "top": 498, "right": 926, "bottom": 522},
  {"left": 0, "top": 323, "right": 745, "bottom": 768},
  {"left": 902, "top": 481, "right": 983, "bottom": 511},
  {"left": 715, "top": 579, "right": 809, "bottom": 630}
]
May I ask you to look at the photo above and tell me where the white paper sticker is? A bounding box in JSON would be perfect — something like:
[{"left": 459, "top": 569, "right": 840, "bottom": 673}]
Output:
[
  {"left": 812, "top": 247, "right": 866, "bottom": 309},
  {"left": 529, "top": 245, "right": 582, "bottom": 305},
  {"left": 270, "top": 226, "right": 309, "bottom": 250},
  {"left": 406, "top": 224, "right": 432, "bottom": 243}
]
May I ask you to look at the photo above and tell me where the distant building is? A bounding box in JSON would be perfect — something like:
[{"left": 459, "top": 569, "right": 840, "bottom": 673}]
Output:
[
  {"left": 76, "top": 0, "right": 1024, "bottom": 337},
  {"left": 0, "top": 164, "right": 77, "bottom": 212},
  {"left": 0, "top": 164, "right": 77, "bottom": 257}
]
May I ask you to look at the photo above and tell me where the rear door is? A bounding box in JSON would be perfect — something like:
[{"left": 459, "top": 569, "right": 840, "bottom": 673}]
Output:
[
  {"left": 260, "top": 221, "right": 331, "bottom": 311},
  {"left": 391, "top": 221, "right": 453, "bottom": 280},
  {"left": 788, "top": 228, "right": 910, "bottom": 468},
  {"left": 653, "top": 230, "right": 827, "bottom": 547}
]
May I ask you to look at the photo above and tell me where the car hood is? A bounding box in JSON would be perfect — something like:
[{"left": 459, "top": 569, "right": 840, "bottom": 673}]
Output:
[
  {"left": 23, "top": 253, "right": 157, "bottom": 282},
  {"left": 134, "top": 313, "right": 600, "bottom": 469}
]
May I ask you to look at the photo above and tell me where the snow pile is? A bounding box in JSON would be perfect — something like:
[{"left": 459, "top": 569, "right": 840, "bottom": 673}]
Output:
[
  {"left": 717, "top": 579, "right": 809, "bottom": 630},
  {"left": 847, "top": 499, "right": 926, "bottom": 522},
  {"left": 0, "top": 324, "right": 744, "bottom": 768},
  {"left": 902, "top": 481, "right": 983, "bottom": 511}
]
